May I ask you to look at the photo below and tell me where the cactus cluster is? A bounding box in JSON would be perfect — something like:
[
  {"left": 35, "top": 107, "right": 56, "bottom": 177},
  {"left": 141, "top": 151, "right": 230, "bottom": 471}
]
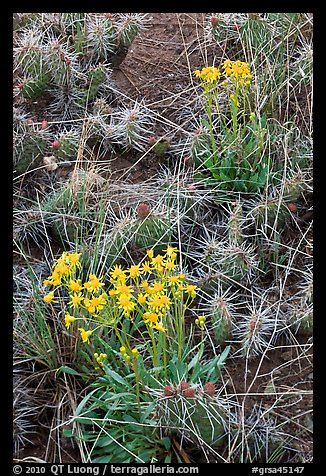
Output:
[
  {"left": 158, "top": 381, "right": 228, "bottom": 450},
  {"left": 287, "top": 266, "right": 313, "bottom": 336},
  {"left": 13, "top": 13, "right": 149, "bottom": 174}
]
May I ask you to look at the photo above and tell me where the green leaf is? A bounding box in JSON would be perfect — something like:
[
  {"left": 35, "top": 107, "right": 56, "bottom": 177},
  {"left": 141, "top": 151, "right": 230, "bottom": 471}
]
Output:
[
  {"left": 75, "top": 387, "right": 99, "bottom": 416},
  {"left": 219, "top": 170, "right": 232, "bottom": 182},
  {"left": 93, "top": 455, "right": 112, "bottom": 463},
  {"left": 257, "top": 164, "right": 269, "bottom": 187},
  {"left": 63, "top": 429, "right": 74, "bottom": 438},
  {"left": 234, "top": 179, "right": 247, "bottom": 192},
  {"left": 140, "top": 402, "right": 157, "bottom": 424},
  {"left": 56, "top": 365, "right": 81, "bottom": 377},
  {"left": 187, "top": 347, "right": 203, "bottom": 372},
  {"left": 104, "top": 367, "right": 129, "bottom": 387},
  {"left": 97, "top": 436, "right": 114, "bottom": 448}
]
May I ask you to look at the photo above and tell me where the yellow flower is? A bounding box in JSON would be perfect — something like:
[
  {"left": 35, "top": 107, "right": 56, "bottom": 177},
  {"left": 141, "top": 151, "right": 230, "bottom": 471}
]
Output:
[
  {"left": 120, "top": 346, "right": 126, "bottom": 353},
  {"left": 153, "top": 321, "right": 166, "bottom": 333},
  {"left": 169, "top": 275, "right": 179, "bottom": 284},
  {"left": 78, "top": 327, "right": 92, "bottom": 343},
  {"left": 222, "top": 59, "right": 252, "bottom": 85},
  {"left": 84, "top": 274, "right": 105, "bottom": 293},
  {"left": 44, "top": 291, "right": 56, "bottom": 303},
  {"left": 163, "top": 246, "right": 179, "bottom": 257},
  {"left": 49, "top": 270, "right": 62, "bottom": 286},
  {"left": 115, "top": 284, "right": 134, "bottom": 296},
  {"left": 164, "top": 261, "right": 176, "bottom": 271},
  {"left": 150, "top": 296, "right": 164, "bottom": 310},
  {"left": 66, "top": 252, "right": 82, "bottom": 266},
  {"left": 140, "top": 260, "right": 151, "bottom": 274},
  {"left": 152, "top": 282, "right": 164, "bottom": 293},
  {"left": 156, "top": 265, "right": 164, "bottom": 275},
  {"left": 159, "top": 294, "right": 171, "bottom": 308},
  {"left": 110, "top": 264, "right": 126, "bottom": 281},
  {"left": 128, "top": 265, "right": 141, "bottom": 279},
  {"left": 69, "top": 293, "right": 84, "bottom": 307},
  {"left": 118, "top": 295, "right": 136, "bottom": 314},
  {"left": 85, "top": 294, "right": 107, "bottom": 314},
  {"left": 137, "top": 294, "right": 147, "bottom": 305},
  {"left": 68, "top": 279, "right": 83, "bottom": 293},
  {"left": 147, "top": 249, "right": 154, "bottom": 259},
  {"left": 146, "top": 286, "right": 155, "bottom": 296},
  {"left": 55, "top": 262, "right": 70, "bottom": 276},
  {"left": 131, "top": 348, "right": 139, "bottom": 358},
  {"left": 185, "top": 284, "right": 197, "bottom": 299},
  {"left": 151, "top": 254, "right": 164, "bottom": 266},
  {"left": 64, "top": 313, "right": 76, "bottom": 329},
  {"left": 143, "top": 312, "right": 159, "bottom": 325},
  {"left": 230, "top": 93, "right": 240, "bottom": 108},
  {"left": 194, "top": 66, "right": 221, "bottom": 84}
]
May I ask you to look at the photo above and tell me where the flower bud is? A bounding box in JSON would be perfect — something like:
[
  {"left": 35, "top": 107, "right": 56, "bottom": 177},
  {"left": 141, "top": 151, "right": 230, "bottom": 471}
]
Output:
[
  {"left": 204, "top": 382, "right": 216, "bottom": 397},
  {"left": 164, "top": 385, "right": 174, "bottom": 396},
  {"left": 287, "top": 203, "right": 297, "bottom": 213},
  {"left": 211, "top": 16, "right": 219, "bottom": 27},
  {"left": 183, "top": 387, "right": 195, "bottom": 398},
  {"left": 180, "top": 381, "right": 189, "bottom": 391},
  {"left": 136, "top": 202, "right": 151, "bottom": 219}
]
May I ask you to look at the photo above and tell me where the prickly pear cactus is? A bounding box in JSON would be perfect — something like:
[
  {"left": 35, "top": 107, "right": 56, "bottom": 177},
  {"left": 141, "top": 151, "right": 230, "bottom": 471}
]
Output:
[
  {"left": 287, "top": 270, "right": 313, "bottom": 336},
  {"left": 51, "top": 130, "right": 80, "bottom": 161},
  {"left": 21, "top": 74, "right": 50, "bottom": 99},
  {"left": 249, "top": 199, "right": 291, "bottom": 230},
  {"left": 158, "top": 383, "right": 227, "bottom": 449},
  {"left": 131, "top": 203, "right": 175, "bottom": 253},
  {"left": 14, "top": 116, "right": 50, "bottom": 174},
  {"left": 211, "top": 298, "right": 235, "bottom": 347},
  {"left": 40, "top": 183, "right": 84, "bottom": 243}
]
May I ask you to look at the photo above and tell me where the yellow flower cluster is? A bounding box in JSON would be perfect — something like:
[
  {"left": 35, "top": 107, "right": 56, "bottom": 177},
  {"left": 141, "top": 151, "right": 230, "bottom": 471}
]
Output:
[
  {"left": 222, "top": 59, "right": 252, "bottom": 86},
  {"left": 43, "top": 252, "right": 81, "bottom": 288},
  {"left": 195, "top": 315, "right": 206, "bottom": 330},
  {"left": 108, "top": 246, "right": 194, "bottom": 333},
  {"left": 194, "top": 66, "right": 221, "bottom": 84},
  {"left": 44, "top": 246, "right": 200, "bottom": 344},
  {"left": 119, "top": 345, "right": 139, "bottom": 363},
  {"left": 43, "top": 251, "right": 82, "bottom": 302},
  {"left": 94, "top": 352, "right": 107, "bottom": 368}
]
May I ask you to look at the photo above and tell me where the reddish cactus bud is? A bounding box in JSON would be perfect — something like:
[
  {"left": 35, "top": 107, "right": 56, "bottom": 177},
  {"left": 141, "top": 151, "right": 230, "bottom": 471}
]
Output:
[
  {"left": 211, "top": 16, "right": 219, "bottom": 26},
  {"left": 249, "top": 320, "right": 257, "bottom": 331},
  {"left": 183, "top": 156, "right": 192, "bottom": 165},
  {"left": 233, "top": 24, "right": 240, "bottom": 31},
  {"left": 41, "top": 120, "right": 49, "bottom": 130},
  {"left": 187, "top": 185, "right": 197, "bottom": 191},
  {"left": 26, "top": 118, "right": 33, "bottom": 125},
  {"left": 287, "top": 203, "right": 297, "bottom": 213},
  {"left": 204, "top": 382, "right": 216, "bottom": 397},
  {"left": 183, "top": 387, "right": 195, "bottom": 398},
  {"left": 148, "top": 137, "right": 157, "bottom": 145},
  {"left": 104, "top": 13, "right": 113, "bottom": 19},
  {"left": 163, "top": 385, "right": 174, "bottom": 396},
  {"left": 18, "top": 83, "right": 25, "bottom": 90},
  {"left": 65, "top": 59, "right": 71, "bottom": 65},
  {"left": 180, "top": 381, "right": 189, "bottom": 391},
  {"left": 52, "top": 140, "right": 61, "bottom": 150},
  {"left": 136, "top": 202, "right": 151, "bottom": 219}
]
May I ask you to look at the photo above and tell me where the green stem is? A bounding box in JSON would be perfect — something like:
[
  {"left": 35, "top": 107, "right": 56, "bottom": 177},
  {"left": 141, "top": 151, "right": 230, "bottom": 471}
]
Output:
[
  {"left": 205, "top": 86, "right": 218, "bottom": 164},
  {"left": 132, "top": 358, "right": 142, "bottom": 415}
]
